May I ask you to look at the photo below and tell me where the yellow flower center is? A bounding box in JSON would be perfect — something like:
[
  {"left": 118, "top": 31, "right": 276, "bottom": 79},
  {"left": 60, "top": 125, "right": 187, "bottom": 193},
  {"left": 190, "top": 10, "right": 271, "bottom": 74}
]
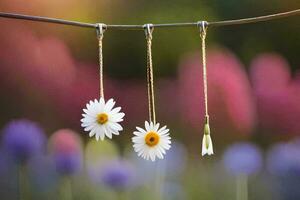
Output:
[
  {"left": 97, "top": 113, "right": 108, "bottom": 124},
  {"left": 145, "top": 132, "right": 160, "bottom": 147}
]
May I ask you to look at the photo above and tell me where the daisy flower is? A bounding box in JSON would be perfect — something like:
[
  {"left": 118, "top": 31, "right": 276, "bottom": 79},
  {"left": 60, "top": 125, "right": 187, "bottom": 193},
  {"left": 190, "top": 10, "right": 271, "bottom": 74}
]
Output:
[
  {"left": 132, "top": 121, "right": 171, "bottom": 161},
  {"left": 81, "top": 98, "right": 125, "bottom": 141}
]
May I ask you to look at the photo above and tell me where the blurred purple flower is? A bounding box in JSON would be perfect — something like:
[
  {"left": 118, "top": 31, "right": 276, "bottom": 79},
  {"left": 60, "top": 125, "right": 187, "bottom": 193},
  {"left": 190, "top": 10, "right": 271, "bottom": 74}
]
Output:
[
  {"left": 267, "top": 142, "right": 300, "bottom": 199},
  {"left": 223, "top": 142, "right": 263, "bottom": 175},
  {"left": 101, "top": 160, "right": 135, "bottom": 190},
  {"left": 0, "top": 151, "right": 14, "bottom": 177},
  {"left": 250, "top": 53, "right": 300, "bottom": 135},
  {"left": 129, "top": 141, "right": 187, "bottom": 184},
  {"left": 49, "top": 129, "right": 83, "bottom": 175},
  {"left": 178, "top": 48, "right": 256, "bottom": 136},
  {"left": 0, "top": 151, "right": 17, "bottom": 199},
  {"left": 267, "top": 142, "right": 300, "bottom": 176},
  {"left": 89, "top": 159, "right": 135, "bottom": 191},
  {"left": 162, "top": 142, "right": 187, "bottom": 176},
  {"left": 53, "top": 153, "right": 82, "bottom": 175},
  {"left": 27, "top": 155, "right": 58, "bottom": 192},
  {"left": 163, "top": 182, "right": 186, "bottom": 200},
  {"left": 2, "top": 119, "right": 46, "bottom": 163}
]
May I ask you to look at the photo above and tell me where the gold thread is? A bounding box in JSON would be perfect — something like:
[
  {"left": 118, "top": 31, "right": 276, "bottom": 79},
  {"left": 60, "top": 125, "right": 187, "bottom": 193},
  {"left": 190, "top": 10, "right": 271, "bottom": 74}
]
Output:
[
  {"left": 96, "top": 23, "right": 106, "bottom": 99},
  {"left": 199, "top": 22, "right": 209, "bottom": 121},
  {"left": 144, "top": 24, "right": 156, "bottom": 124}
]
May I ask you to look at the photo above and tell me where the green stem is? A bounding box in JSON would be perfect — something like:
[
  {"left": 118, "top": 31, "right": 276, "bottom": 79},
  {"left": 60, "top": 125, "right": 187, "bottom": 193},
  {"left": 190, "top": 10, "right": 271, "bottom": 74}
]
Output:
[
  {"left": 236, "top": 174, "right": 248, "bottom": 200},
  {"left": 154, "top": 161, "right": 166, "bottom": 200},
  {"left": 116, "top": 191, "right": 128, "bottom": 200},
  {"left": 18, "top": 164, "right": 30, "bottom": 200},
  {"left": 59, "top": 176, "right": 73, "bottom": 200}
]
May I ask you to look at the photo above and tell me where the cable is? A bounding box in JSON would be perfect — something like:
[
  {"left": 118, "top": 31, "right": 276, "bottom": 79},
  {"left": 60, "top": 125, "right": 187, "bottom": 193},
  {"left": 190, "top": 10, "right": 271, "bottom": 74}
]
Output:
[
  {"left": 0, "top": 12, "right": 95, "bottom": 28},
  {"left": 0, "top": 9, "right": 299, "bottom": 30}
]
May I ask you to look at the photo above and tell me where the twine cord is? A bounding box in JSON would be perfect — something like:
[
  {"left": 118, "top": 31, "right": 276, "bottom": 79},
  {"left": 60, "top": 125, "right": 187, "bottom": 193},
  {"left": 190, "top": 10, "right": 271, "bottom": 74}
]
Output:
[
  {"left": 199, "top": 21, "right": 209, "bottom": 120},
  {"left": 96, "top": 23, "right": 106, "bottom": 99},
  {"left": 144, "top": 24, "right": 156, "bottom": 124}
]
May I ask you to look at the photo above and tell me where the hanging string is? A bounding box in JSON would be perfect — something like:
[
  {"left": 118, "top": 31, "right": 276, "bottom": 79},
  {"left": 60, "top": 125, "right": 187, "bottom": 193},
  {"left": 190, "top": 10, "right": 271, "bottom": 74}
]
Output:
[
  {"left": 199, "top": 21, "right": 213, "bottom": 156},
  {"left": 144, "top": 24, "right": 156, "bottom": 124},
  {"left": 96, "top": 23, "right": 106, "bottom": 98},
  {"left": 199, "top": 21, "right": 209, "bottom": 123}
]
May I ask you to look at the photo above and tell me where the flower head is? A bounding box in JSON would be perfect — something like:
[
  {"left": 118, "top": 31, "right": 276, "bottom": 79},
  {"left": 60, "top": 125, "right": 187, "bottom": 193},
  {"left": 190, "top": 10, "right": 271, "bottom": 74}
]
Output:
[
  {"left": 27, "top": 155, "right": 58, "bottom": 192},
  {"left": 132, "top": 121, "right": 171, "bottom": 161},
  {"left": 250, "top": 53, "right": 300, "bottom": 135},
  {"left": 99, "top": 160, "right": 135, "bottom": 190},
  {"left": 49, "top": 129, "right": 83, "bottom": 175},
  {"left": 266, "top": 142, "right": 300, "bottom": 199},
  {"left": 129, "top": 141, "right": 187, "bottom": 183},
  {"left": 2, "top": 119, "right": 46, "bottom": 163},
  {"left": 223, "top": 142, "right": 262, "bottom": 175},
  {"left": 81, "top": 98, "right": 125, "bottom": 141},
  {"left": 267, "top": 142, "right": 300, "bottom": 176},
  {"left": 178, "top": 49, "right": 255, "bottom": 136}
]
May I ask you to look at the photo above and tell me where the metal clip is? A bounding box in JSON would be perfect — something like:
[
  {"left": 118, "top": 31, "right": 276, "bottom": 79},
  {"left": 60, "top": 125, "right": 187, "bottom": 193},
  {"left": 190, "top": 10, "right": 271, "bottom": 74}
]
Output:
[
  {"left": 96, "top": 23, "right": 107, "bottom": 38},
  {"left": 143, "top": 23, "right": 154, "bottom": 40},
  {"left": 197, "top": 21, "right": 208, "bottom": 36}
]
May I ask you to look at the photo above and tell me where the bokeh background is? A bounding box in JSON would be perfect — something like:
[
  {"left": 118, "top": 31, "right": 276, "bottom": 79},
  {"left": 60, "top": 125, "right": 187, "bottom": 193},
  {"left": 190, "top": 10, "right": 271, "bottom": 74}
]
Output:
[{"left": 0, "top": 0, "right": 300, "bottom": 199}]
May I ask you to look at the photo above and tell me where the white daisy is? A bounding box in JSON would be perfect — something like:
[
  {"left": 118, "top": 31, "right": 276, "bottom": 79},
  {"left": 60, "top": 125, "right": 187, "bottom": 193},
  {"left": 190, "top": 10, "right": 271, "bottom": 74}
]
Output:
[
  {"left": 202, "top": 123, "right": 214, "bottom": 156},
  {"left": 132, "top": 121, "right": 171, "bottom": 161},
  {"left": 81, "top": 98, "right": 125, "bottom": 141}
]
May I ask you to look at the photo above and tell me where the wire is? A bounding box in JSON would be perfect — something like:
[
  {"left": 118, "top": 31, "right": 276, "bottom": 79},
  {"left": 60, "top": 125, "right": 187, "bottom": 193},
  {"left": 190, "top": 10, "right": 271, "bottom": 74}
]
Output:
[
  {"left": 0, "top": 12, "right": 95, "bottom": 28},
  {"left": 0, "top": 9, "right": 299, "bottom": 30}
]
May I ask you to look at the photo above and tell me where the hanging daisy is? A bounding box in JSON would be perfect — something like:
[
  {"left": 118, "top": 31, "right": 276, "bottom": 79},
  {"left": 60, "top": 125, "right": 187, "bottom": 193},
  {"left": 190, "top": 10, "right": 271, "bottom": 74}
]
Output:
[
  {"left": 81, "top": 23, "right": 125, "bottom": 141},
  {"left": 131, "top": 24, "right": 172, "bottom": 161},
  {"left": 81, "top": 98, "right": 125, "bottom": 141},
  {"left": 132, "top": 121, "right": 171, "bottom": 161}
]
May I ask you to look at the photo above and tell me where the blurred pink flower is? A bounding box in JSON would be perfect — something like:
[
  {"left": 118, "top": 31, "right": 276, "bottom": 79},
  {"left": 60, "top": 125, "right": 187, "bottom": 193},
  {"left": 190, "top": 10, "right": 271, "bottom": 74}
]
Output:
[
  {"left": 53, "top": 63, "right": 147, "bottom": 127},
  {"left": 49, "top": 129, "right": 82, "bottom": 154},
  {"left": 49, "top": 129, "right": 83, "bottom": 175},
  {"left": 0, "top": 22, "right": 76, "bottom": 94},
  {"left": 0, "top": 21, "right": 180, "bottom": 129},
  {"left": 250, "top": 53, "right": 300, "bottom": 135},
  {"left": 53, "top": 63, "right": 99, "bottom": 126},
  {"left": 178, "top": 48, "right": 256, "bottom": 135},
  {"left": 157, "top": 79, "right": 180, "bottom": 121},
  {"left": 0, "top": 22, "right": 82, "bottom": 127},
  {"left": 109, "top": 80, "right": 148, "bottom": 126},
  {"left": 107, "top": 79, "right": 178, "bottom": 126},
  {"left": 52, "top": 62, "right": 146, "bottom": 127}
]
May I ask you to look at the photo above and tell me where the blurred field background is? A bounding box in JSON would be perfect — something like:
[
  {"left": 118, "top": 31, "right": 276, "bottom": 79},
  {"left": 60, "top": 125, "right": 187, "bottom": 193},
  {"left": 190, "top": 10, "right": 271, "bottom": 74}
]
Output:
[{"left": 0, "top": 0, "right": 300, "bottom": 199}]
